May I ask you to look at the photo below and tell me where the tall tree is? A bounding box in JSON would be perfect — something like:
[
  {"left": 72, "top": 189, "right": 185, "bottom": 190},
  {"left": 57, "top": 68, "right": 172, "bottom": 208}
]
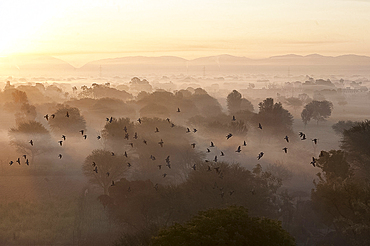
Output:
[
  {"left": 48, "top": 106, "right": 86, "bottom": 136},
  {"left": 227, "top": 90, "right": 242, "bottom": 114},
  {"left": 301, "top": 100, "right": 333, "bottom": 125}
]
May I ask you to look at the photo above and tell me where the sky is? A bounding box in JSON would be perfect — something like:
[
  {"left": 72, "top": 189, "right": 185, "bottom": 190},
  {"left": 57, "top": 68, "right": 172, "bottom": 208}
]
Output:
[{"left": 0, "top": 0, "right": 370, "bottom": 67}]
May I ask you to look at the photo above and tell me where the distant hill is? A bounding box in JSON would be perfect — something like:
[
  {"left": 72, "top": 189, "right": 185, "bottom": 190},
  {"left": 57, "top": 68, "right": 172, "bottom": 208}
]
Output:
[
  {"left": 2, "top": 54, "right": 370, "bottom": 77},
  {"left": 0, "top": 55, "right": 76, "bottom": 76}
]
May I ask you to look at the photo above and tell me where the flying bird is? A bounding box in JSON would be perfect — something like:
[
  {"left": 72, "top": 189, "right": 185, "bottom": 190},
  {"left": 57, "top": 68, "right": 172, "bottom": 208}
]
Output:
[
  {"left": 158, "top": 164, "right": 162, "bottom": 170},
  {"left": 284, "top": 136, "right": 289, "bottom": 142},
  {"left": 210, "top": 142, "right": 214, "bottom": 147},
  {"left": 191, "top": 164, "right": 196, "bottom": 170},
  {"left": 191, "top": 143, "right": 196, "bottom": 148},
  {"left": 158, "top": 139, "right": 164, "bottom": 147},
  {"left": 143, "top": 139, "right": 147, "bottom": 145},
  {"left": 193, "top": 128, "right": 197, "bottom": 133},
  {"left": 177, "top": 108, "right": 181, "bottom": 112},
  {"left": 282, "top": 147, "right": 288, "bottom": 153},
  {"left": 29, "top": 140, "right": 33, "bottom": 146},
  {"left": 124, "top": 151, "right": 128, "bottom": 158},
  {"left": 243, "top": 140, "right": 247, "bottom": 146},
  {"left": 155, "top": 127, "right": 159, "bottom": 133},
  {"left": 137, "top": 118, "right": 142, "bottom": 124},
  {"left": 97, "top": 135, "right": 101, "bottom": 140},
  {"left": 83, "top": 135, "right": 87, "bottom": 139},
  {"left": 79, "top": 130, "right": 84, "bottom": 135},
  {"left": 312, "top": 138, "right": 318, "bottom": 145},
  {"left": 9, "top": 161, "right": 13, "bottom": 165},
  {"left": 58, "top": 141, "right": 63, "bottom": 146},
  {"left": 25, "top": 159, "right": 29, "bottom": 165},
  {"left": 16, "top": 158, "right": 20, "bottom": 165},
  {"left": 186, "top": 128, "right": 191, "bottom": 133},
  {"left": 232, "top": 115, "right": 236, "bottom": 121},
  {"left": 214, "top": 156, "right": 218, "bottom": 162},
  {"left": 207, "top": 148, "right": 211, "bottom": 153},
  {"left": 93, "top": 166, "right": 98, "bottom": 173},
  {"left": 220, "top": 151, "right": 224, "bottom": 156},
  {"left": 23, "top": 155, "right": 27, "bottom": 159},
  {"left": 51, "top": 114, "right": 55, "bottom": 119},
  {"left": 66, "top": 111, "right": 69, "bottom": 117},
  {"left": 62, "top": 135, "right": 66, "bottom": 140},
  {"left": 235, "top": 146, "right": 241, "bottom": 153},
  {"left": 226, "top": 133, "right": 233, "bottom": 139},
  {"left": 257, "top": 152, "right": 264, "bottom": 160},
  {"left": 58, "top": 154, "right": 62, "bottom": 159},
  {"left": 258, "top": 123, "right": 262, "bottom": 129},
  {"left": 301, "top": 134, "right": 306, "bottom": 140},
  {"left": 44, "top": 114, "right": 49, "bottom": 121}
]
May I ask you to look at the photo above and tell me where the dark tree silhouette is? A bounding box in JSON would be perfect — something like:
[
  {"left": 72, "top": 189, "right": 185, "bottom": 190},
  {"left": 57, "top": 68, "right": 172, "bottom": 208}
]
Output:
[
  {"left": 301, "top": 100, "right": 333, "bottom": 125},
  {"left": 83, "top": 149, "right": 128, "bottom": 195},
  {"left": 332, "top": 120, "right": 358, "bottom": 135},
  {"left": 227, "top": 90, "right": 242, "bottom": 114},
  {"left": 151, "top": 206, "right": 295, "bottom": 246},
  {"left": 9, "top": 120, "right": 54, "bottom": 165},
  {"left": 48, "top": 106, "right": 86, "bottom": 136}
]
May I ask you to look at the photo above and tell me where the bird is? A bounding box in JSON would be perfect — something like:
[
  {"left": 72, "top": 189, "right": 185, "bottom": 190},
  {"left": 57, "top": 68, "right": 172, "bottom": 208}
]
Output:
[
  {"left": 83, "top": 135, "right": 87, "bottom": 139},
  {"left": 229, "top": 190, "right": 235, "bottom": 196},
  {"left": 106, "top": 172, "right": 110, "bottom": 177},
  {"left": 44, "top": 114, "right": 49, "bottom": 121},
  {"left": 166, "top": 118, "right": 171, "bottom": 123},
  {"left": 92, "top": 162, "right": 96, "bottom": 167},
  {"left": 155, "top": 127, "right": 159, "bottom": 133},
  {"left": 158, "top": 139, "right": 164, "bottom": 147},
  {"left": 29, "top": 140, "right": 33, "bottom": 146},
  {"left": 165, "top": 155, "right": 170, "bottom": 164},
  {"left": 193, "top": 128, "right": 197, "bottom": 133},
  {"left": 163, "top": 173, "right": 167, "bottom": 178},
  {"left": 301, "top": 134, "right": 306, "bottom": 140},
  {"left": 66, "top": 111, "right": 69, "bottom": 117},
  {"left": 186, "top": 128, "right": 191, "bottom": 133},
  {"left": 143, "top": 139, "right": 147, "bottom": 145},
  {"left": 127, "top": 162, "right": 131, "bottom": 167},
  {"left": 129, "top": 142, "right": 134, "bottom": 148},
  {"left": 137, "top": 118, "right": 142, "bottom": 124},
  {"left": 258, "top": 123, "right": 262, "bottom": 129},
  {"left": 9, "top": 161, "right": 13, "bottom": 165},
  {"left": 58, "top": 154, "right": 62, "bottom": 159},
  {"left": 171, "top": 123, "right": 175, "bottom": 127},
  {"left": 191, "top": 164, "right": 196, "bottom": 170},
  {"left": 284, "top": 136, "right": 289, "bottom": 143},
  {"left": 25, "top": 159, "right": 29, "bottom": 166},
  {"left": 111, "top": 152, "right": 115, "bottom": 156},
  {"left": 220, "top": 151, "right": 224, "bottom": 156},
  {"left": 158, "top": 165, "right": 162, "bottom": 170},
  {"left": 232, "top": 115, "right": 236, "bottom": 121},
  {"left": 111, "top": 180, "right": 115, "bottom": 186},
  {"left": 97, "top": 135, "right": 101, "bottom": 140},
  {"left": 58, "top": 141, "right": 63, "bottom": 146},
  {"left": 207, "top": 165, "right": 212, "bottom": 171},
  {"left": 123, "top": 126, "right": 128, "bottom": 133},
  {"left": 93, "top": 166, "right": 98, "bottom": 173},
  {"left": 235, "top": 146, "right": 241, "bottom": 153},
  {"left": 51, "top": 114, "right": 55, "bottom": 119},
  {"left": 257, "top": 152, "right": 264, "bottom": 160},
  {"left": 226, "top": 133, "right": 233, "bottom": 139},
  {"left": 16, "top": 158, "right": 20, "bottom": 165},
  {"left": 133, "top": 132, "right": 138, "bottom": 139},
  {"left": 312, "top": 138, "right": 318, "bottom": 145},
  {"left": 207, "top": 148, "right": 211, "bottom": 153},
  {"left": 62, "top": 135, "right": 66, "bottom": 140},
  {"left": 282, "top": 147, "right": 288, "bottom": 153},
  {"left": 214, "top": 156, "right": 218, "bottom": 162},
  {"left": 124, "top": 151, "right": 128, "bottom": 158},
  {"left": 124, "top": 133, "right": 129, "bottom": 140},
  {"left": 299, "top": 132, "right": 304, "bottom": 138},
  {"left": 177, "top": 108, "right": 181, "bottom": 112},
  {"left": 243, "top": 141, "right": 247, "bottom": 146},
  {"left": 166, "top": 162, "right": 171, "bottom": 169},
  {"left": 109, "top": 117, "right": 113, "bottom": 123},
  {"left": 210, "top": 142, "right": 214, "bottom": 147},
  {"left": 23, "top": 155, "right": 27, "bottom": 159},
  {"left": 191, "top": 143, "right": 196, "bottom": 148},
  {"left": 79, "top": 130, "right": 84, "bottom": 135}
]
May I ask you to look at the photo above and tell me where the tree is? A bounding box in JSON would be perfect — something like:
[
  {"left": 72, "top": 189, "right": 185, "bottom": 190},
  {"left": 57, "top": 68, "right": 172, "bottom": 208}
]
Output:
[
  {"left": 9, "top": 120, "right": 54, "bottom": 165},
  {"left": 240, "top": 98, "right": 254, "bottom": 112},
  {"left": 253, "top": 98, "right": 294, "bottom": 136},
  {"left": 151, "top": 206, "right": 295, "bottom": 246},
  {"left": 332, "top": 120, "right": 358, "bottom": 135},
  {"left": 301, "top": 100, "right": 333, "bottom": 125},
  {"left": 340, "top": 120, "right": 370, "bottom": 176},
  {"left": 226, "top": 90, "right": 242, "bottom": 114},
  {"left": 311, "top": 150, "right": 370, "bottom": 246},
  {"left": 48, "top": 106, "right": 86, "bottom": 136},
  {"left": 82, "top": 149, "right": 128, "bottom": 195}
]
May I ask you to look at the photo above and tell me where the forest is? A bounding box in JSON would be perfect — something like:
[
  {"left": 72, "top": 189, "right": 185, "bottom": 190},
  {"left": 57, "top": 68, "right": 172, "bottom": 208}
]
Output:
[{"left": 0, "top": 75, "right": 369, "bottom": 246}]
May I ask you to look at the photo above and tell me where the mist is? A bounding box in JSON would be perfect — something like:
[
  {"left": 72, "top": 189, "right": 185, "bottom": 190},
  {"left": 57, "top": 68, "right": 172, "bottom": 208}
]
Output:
[{"left": 0, "top": 63, "right": 369, "bottom": 245}]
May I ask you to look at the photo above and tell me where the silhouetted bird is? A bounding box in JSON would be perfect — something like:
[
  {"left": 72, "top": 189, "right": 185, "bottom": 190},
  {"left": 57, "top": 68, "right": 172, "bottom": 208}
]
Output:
[
  {"left": 97, "top": 135, "right": 101, "bottom": 140},
  {"left": 83, "top": 135, "right": 87, "bottom": 139},
  {"left": 111, "top": 152, "right": 115, "bottom": 156},
  {"left": 236, "top": 146, "right": 241, "bottom": 153},
  {"left": 133, "top": 132, "right": 138, "bottom": 139},
  {"left": 177, "top": 108, "right": 180, "bottom": 112},
  {"left": 232, "top": 115, "right": 236, "bottom": 121},
  {"left": 257, "top": 152, "right": 264, "bottom": 160},
  {"left": 124, "top": 151, "right": 128, "bottom": 158},
  {"left": 127, "top": 162, "right": 132, "bottom": 168},
  {"left": 155, "top": 127, "right": 159, "bottom": 133},
  {"left": 171, "top": 123, "right": 175, "bottom": 127},
  {"left": 166, "top": 118, "right": 171, "bottom": 123},
  {"left": 29, "top": 140, "right": 33, "bottom": 146},
  {"left": 299, "top": 132, "right": 304, "bottom": 138},
  {"left": 243, "top": 140, "right": 247, "bottom": 146},
  {"left": 58, "top": 154, "right": 62, "bottom": 159},
  {"left": 191, "top": 164, "right": 196, "bottom": 170},
  {"left": 165, "top": 155, "right": 170, "bottom": 164},
  {"left": 319, "top": 151, "right": 325, "bottom": 157},
  {"left": 163, "top": 173, "right": 167, "bottom": 178},
  {"left": 193, "top": 128, "right": 197, "bottom": 133},
  {"left": 283, "top": 147, "right": 288, "bottom": 153},
  {"left": 79, "top": 130, "right": 84, "bottom": 135},
  {"left": 191, "top": 143, "right": 196, "bottom": 148},
  {"left": 66, "top": 111, "right": 69, "bottom": 117},
  {"left": 284, "top": 136, "right": 289, "bottom": 142},
  {"left": 301, "top": 134, "right": 306, "bottom": 140},
  {"left": 226, "top": 133, "right": 233, "bottom": 139},
  {"left": 129, "top": 142, "right": 134, "bottom": 147},
  {"left": 106, "top": 172, "right": 110, "bottom": 177},
  {"left": 158, "top": 164, "right": 162, "bottom": 170},
  {"left": 51, "top": 114, "right": 55, "bottom": 119},
  {"left": 124, "top": 126, "right": 127, "bottom": 132},
  {"left": 207, "top": 148, "right": 211, "bottom": 153},
  {"left": 210, "top": 141, "right": 214, "bottom": 147},
  {"left": 23, "top": 155, "right": 27, "bottom": 159},
  {"left": 16, "top": 158, "right": 20, "bottom": 165},
  {"left": 143, "top": 139, "right": 147, "bottom": 145},
  {"left": 137, "top": 118, "right": 142, "bottom": 124},
  {"left": 9, "top": 161, "right": 13, "bottom": 165},
  {"left": 214, "top": 156, "right": 218, "bottom": 162},
  {"left": 111, "top": 180, "right": 115, "bottom": 186},
  {"left": 124, "top": 133, "right": 129, "bottom": 140},
  {"left": 186, "top": 128, "right": 191, "bottom": 133},
  {"left": 220, "top": 151, "right": 224, "bottom": 156},
  {"left": 93, "top": 166, "right": 98, "bottom": 173},
  {"left": 25, "top": 159, "right": 29, "bottom": 165},
  {"left": 58, "top": 141, "right": 63, "bottom": 146},
  {"left": 62, "top": 135, "right": 66, "bottom": 140},
  {"left": 92, "top": 162, "right": 96, "bottom": 167},
  {"left": 166, "top": 162, "right": 171, "bottom": 169},
  {"left": 44, "top": 114, "right": 49, "bottom": 121},
  {"left": 258, "top": 123, "right": 262, "bottom": 129},
  {"left": 312, "top": 138, "right": 318, "bottom": 144},
  {"left": 109, "top": 117, "right": 113, "bottom": 123},
  {"left": 158, "top": 139, "right": 164, "bottom": 147}
]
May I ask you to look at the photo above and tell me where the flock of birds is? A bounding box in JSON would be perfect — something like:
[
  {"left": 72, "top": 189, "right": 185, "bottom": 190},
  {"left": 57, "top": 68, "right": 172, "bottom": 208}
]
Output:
[{"left": 9, "top": 107, "right": 320, "bottom": 196}]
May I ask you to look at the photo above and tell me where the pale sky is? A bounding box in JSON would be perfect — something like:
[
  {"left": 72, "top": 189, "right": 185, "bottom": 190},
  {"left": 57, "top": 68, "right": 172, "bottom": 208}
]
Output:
[{"left": 1, "top": 0, "right": 370, "bottom": 67}]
